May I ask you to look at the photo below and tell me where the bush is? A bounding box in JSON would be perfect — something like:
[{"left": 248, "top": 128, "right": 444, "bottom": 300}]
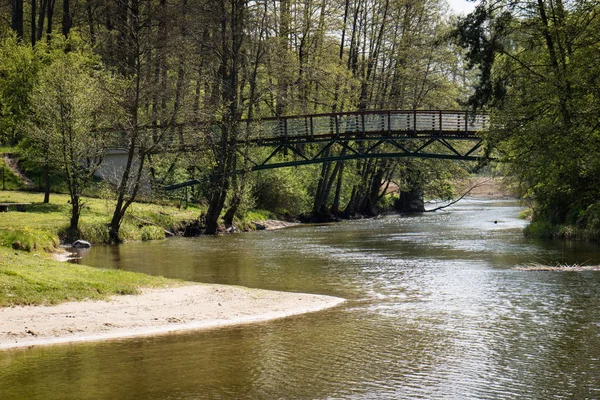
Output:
[
  {"left": 518, "top": 208, "right": 533, "bottom": 221},
  {"left": 253, "top": 169, "right": 311, "bottom": 217},
  {"left": 578, "top": 202, "right": 600, "bottom": 233},
  {"left": 524, "top": 219, "right": 558, "bottom": 238}
]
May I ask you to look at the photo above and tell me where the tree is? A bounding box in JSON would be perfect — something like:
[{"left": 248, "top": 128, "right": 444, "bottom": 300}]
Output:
[
  {"left": 29, "top": 40, "right": 111, "bottom": 234},
  {"left": 456, "top": 0, "right": 600, "bottom": 231},
  {"left": 0, "top": 33, "right": 37, "bottom": 145}
]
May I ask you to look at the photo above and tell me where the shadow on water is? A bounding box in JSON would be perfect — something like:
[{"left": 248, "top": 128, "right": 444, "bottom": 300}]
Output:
[{"left": 2, "top": 199, "right": 600, "bottom": 399}]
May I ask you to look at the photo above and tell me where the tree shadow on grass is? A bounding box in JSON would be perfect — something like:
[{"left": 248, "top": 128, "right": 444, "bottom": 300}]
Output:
[{"left": 28, "top": 203, "right": 69, "bottom": 214}]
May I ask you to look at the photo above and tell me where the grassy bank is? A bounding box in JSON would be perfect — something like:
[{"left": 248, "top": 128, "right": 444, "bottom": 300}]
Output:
[
  {"left": 524, "top": 220, "right": 600, "bottom": 241},
  {"left": 523, "top": 202, "right": 600, "bottom": 242},
  {"left": 0, "top": 191, "right": 200, "bottom": 248},
  {"left": 0, "top": 246, "right": 180, "bottom": 307}
]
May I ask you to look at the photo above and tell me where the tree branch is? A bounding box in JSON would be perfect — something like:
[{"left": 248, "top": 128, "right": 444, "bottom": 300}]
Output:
[{"left": 425, "top": 178, "right": 493, "bottom": 212}]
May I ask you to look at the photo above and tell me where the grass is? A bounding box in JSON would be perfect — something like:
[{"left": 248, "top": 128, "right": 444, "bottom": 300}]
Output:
[
  {"left": 234, "top": 208, "right": 277, "bottom": 231},
  {"left": 0, "top": 157, "right": 23, "bottom": 190},
  {"left": 0, "top": 246, "right": 181, "bottom": 307},
  {"left": 0, "top": 191, "right": 201, "bottom": 248}
]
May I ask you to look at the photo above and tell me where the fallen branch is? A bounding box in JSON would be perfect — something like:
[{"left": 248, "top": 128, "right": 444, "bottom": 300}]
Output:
[
  {"left": 425, "top": 178, "right": 493, "bottom": 212},
  {"left": 514, "top": 263, "right": 600, "bottom": 271}
]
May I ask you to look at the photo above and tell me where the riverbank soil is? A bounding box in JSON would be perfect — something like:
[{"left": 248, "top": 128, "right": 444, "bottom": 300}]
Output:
[{"left": 0, "top": 284, "right": 344, "bottom": 350}]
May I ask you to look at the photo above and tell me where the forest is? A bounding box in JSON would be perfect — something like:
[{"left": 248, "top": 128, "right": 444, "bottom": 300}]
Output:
[{"left": 1, "top": 0, "right": 599, "bottom": 242}]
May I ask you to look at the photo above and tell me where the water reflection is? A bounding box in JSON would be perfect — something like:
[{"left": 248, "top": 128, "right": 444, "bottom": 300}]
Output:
[{"left": 2, "top": 199, "right": 600, "bottom": 399}]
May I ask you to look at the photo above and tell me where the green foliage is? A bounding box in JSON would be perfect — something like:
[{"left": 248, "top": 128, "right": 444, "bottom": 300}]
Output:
[
  {"left": 242, "top": 209, "right": 276, "bottom": 222},
  {"left": 457, "top": 0, "right": 600, "bottom": 239},
  {"left": 518, "top": 208, "right": 532, "bottom": 221},
  {"left": 0, "top": 34, "right": 38, "bottom": 145},
  {"left": 523, "top": 219, "right": 559, "bottom": 239},
  {"left": 0, "top": 246, "right": 179, "bottom": 307},
  {"left": 378, "top": 194, "right": 399, "bottom": 211},
  {"left": 253, "top": 168, "right": 311, "bottom": 217}
]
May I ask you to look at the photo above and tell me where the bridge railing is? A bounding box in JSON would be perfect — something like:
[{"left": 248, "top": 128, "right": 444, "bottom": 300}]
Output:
[{"left": 250, "top": 110, "right": 488, "bottom": 140}]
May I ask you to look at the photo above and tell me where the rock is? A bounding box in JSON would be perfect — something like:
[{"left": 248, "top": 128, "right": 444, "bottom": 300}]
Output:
[{"left": 72, "top": 240, "right": 92, "bottom": 249}]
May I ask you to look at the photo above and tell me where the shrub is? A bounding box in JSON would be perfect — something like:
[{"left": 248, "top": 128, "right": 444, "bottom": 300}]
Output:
[{"left": 524, "top": 219, "right": 558, "bottom": 238}]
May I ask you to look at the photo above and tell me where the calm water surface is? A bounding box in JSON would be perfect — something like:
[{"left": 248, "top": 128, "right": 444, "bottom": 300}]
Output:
[{"left": 2, "top": 199, "right": 600, "bottom": 399}]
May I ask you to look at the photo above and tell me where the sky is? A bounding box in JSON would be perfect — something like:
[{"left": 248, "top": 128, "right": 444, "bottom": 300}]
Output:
[{"left": 447, "top": 0, "right": 479, "bottom": 15}]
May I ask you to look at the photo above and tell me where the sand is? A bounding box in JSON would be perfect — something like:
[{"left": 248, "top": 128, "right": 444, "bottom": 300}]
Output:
[{"left": 0, "top": 284, "right": 344, "bottom": 350}]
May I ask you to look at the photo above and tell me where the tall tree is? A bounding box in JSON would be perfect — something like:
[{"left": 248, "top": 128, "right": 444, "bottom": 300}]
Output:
[
  {"left": 202, "top": 0, "right": 247, "bottom": 234},
  {"left": 29, "top": 45, "right": 110, "bottom": 233},
  {"left": 456, "top": 0, "right": 600, "bottom": 230}
]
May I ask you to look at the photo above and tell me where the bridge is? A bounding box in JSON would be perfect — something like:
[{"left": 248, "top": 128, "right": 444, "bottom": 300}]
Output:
[
  {"left": 162, "top": 110, "right": 489, "bottom": 191},
  {"left": 240, "top": 110, "right": 488, "bottom": 170}
]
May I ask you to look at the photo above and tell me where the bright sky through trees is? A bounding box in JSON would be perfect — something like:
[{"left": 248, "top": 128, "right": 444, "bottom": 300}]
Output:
[{"left": 447, "top": 0, "right": 478, "bottom": 14}]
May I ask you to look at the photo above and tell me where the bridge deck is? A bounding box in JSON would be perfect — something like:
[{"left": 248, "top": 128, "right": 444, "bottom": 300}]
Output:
[{"left": 245, "top": 110, "right": 487, "bottom": 142}]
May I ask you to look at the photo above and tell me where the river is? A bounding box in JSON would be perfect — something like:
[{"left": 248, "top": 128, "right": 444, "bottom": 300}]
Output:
[{"left": 2, "top": 199, "right": 600, "bottom": 399}]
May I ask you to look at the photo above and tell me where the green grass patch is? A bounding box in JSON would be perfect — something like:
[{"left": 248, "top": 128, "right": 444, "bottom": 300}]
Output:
[
  {"left": 0, "top": 157, "right": 23, "bottom": 190},
  {"left": 234, "top": 209, "right": 277, "bottom": 231},
  {"left": 242, "top": 209, "right": 276, "bottom": 222},
  {"left": 0, "top": 246, "right": 181, "bottom": 307},
  {"left": 0, "top": 191, "right": 200, "bottom": 247},
  {"left": 0, "top": 227, "right": 59, "bottom": 252}
]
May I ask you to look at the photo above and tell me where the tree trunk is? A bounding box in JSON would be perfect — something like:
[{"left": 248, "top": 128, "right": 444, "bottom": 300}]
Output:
[
  {"left": 204, "top": 0, "right": 245, "bottom": 234},
  {"left": 36, "top": 0, "right": 47, "bottom": 42},
  {"left": 31, "top": 0, "right": 36, "bottom": 46},
  {"left": 11, "top": 0, "right": 24, "bottom": 39},
  {"left": 69, "top": 194, "right": 81, "bottom": 232},
  {"left": 62, "top": 0, "right": 71, "bottom": 37},
  {"left": 43, "top": 164, "right": 50, "bottom": 203},
  {"left": 86, "top": 2, "right": 96, "bottom": 45},
  {"left": 46, "top": 0, "right": 56, "bottom": 42},
  {"left": 331, "top": 160, "right": 345, "bottom": 215}
]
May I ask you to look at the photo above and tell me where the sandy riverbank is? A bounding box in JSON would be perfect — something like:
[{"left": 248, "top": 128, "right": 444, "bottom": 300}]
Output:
[{"left": 0, "top": 284, "right": 344, "bottom": 350}]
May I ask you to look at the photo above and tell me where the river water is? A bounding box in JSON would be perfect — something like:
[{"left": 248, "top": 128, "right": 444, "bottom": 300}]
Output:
[{"left": 2, "top": 199, "right": 600, "bottom": 399}]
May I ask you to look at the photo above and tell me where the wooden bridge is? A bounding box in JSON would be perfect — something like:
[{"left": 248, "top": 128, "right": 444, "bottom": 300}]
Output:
[{"left": 240, "top": 110, "right": 488, "bottom": 170}]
